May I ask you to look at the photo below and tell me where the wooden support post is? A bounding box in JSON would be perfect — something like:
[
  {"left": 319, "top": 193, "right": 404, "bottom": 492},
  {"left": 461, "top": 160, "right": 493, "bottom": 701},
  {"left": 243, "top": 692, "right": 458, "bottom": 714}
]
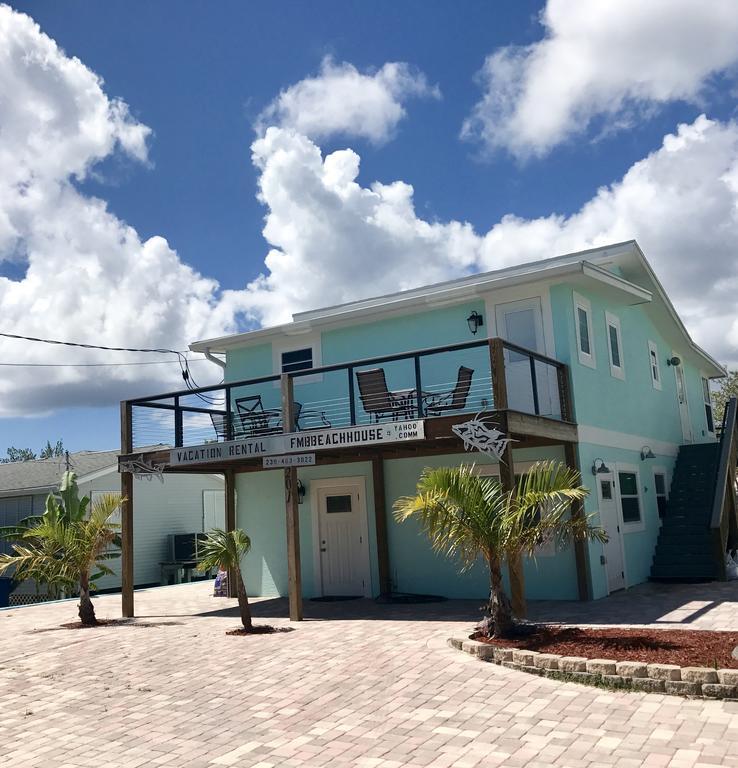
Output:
[
  {"left": 120, "top": 400, "right": 134, "bottom": 618},
  {"left": 565, "top": 442, "right": 590, "bottom": 601},
  {"left": 498, "top": 439, "right": 526, "bottom": 618},
  {"left": 372, "top": 456, "right": 392, "bottom": 595},
  {"left": 489, "top": 338, "right": 508, "bottom": 410},
  {"left": 281, "top": 374, "right": 303, "bottom": 621},
  {"left": 224, "top": 469, "right": 237, "bottom": 599}
]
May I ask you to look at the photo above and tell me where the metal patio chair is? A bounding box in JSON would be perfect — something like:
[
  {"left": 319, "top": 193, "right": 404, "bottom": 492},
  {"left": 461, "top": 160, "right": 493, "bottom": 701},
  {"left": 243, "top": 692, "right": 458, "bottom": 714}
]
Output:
[
  {"left": 356, "top": 368, "right": 412, "bottom": 423},
  {"left": 422, "top": 366, "right": 474, "bottom": 417},
  {"left": 235, "top": 395, "right": 281, "bottom": 436}
]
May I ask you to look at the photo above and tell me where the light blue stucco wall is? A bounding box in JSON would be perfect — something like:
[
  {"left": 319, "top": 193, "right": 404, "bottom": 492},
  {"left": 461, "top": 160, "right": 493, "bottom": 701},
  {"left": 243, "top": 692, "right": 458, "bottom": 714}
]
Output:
[{"left": 236, "top": 446, "right": 584, "bottom": 602}]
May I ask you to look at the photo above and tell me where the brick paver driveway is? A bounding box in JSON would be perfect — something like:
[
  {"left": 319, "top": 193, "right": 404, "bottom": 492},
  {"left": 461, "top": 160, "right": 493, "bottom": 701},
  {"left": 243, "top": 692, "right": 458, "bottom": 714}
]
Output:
[{"left": 2, "top": 582, "right": 738, "bottom": 767}]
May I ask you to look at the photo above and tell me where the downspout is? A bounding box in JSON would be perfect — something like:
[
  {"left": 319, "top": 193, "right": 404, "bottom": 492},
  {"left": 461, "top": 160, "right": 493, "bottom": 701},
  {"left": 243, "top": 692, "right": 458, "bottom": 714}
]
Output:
[{"left": 202, "top": 347, "right": 226, "bottom": 370}]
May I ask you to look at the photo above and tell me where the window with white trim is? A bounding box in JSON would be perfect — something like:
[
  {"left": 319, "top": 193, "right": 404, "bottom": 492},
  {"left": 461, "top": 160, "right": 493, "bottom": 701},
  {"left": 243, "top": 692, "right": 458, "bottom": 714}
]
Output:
[
  {"left": 647, "top": 340, "right": 661, "bottom": 390},
  {"left": 281, "top": 347, "right": 313, "bottom": 374},
  {"left": 573, "top": 292, "right": 595, "bottom": 368},
  {"left": 702, "top": 376, "right": 715, "bottom": 434},
  {"left": 653, "top": 471, "right": 668, "bottom": 520},
  {"left": 618, "top": 470, "right": 642, "bottom": 525},
  {"left": 605, "top": 312, "right": 624, "bottom": 380}
]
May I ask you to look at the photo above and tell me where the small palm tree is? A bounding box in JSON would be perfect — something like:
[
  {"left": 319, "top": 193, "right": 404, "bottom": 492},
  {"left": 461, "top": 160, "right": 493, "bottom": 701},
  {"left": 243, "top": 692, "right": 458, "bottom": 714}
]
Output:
[
  {"left": 197, "top": 528, "right": 253, "bottom": 631},
  {"left": 394, "top": 461, "right": 606, "bottom": 638},
  {"left": 0, "top": 487, "right": 122, "bottom": 625}
]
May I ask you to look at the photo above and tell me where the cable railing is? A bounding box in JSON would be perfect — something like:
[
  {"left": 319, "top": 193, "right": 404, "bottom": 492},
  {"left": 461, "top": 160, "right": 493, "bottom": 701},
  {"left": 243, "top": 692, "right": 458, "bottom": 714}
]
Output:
[{"left": 127, "top": 338, "right": 572, "bottom": 450}]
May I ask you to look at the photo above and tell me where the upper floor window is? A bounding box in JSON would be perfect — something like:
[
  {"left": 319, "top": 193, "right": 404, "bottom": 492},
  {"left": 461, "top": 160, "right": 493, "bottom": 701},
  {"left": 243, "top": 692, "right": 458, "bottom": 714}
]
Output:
[
  {"left": 605, "top": 312, "right": 624, "bottom": 380},
  {"left": 573, "top": 292, "right": 595, "bottom": 368},
  {"left": 281, "top": 347, "right": 313, "bottom": 374},
  {"left": 702, "top": 376, "right": 715, "bottom": 433},
  {"left": 647, "top": 340, "right": 661, "bottom": 390}
]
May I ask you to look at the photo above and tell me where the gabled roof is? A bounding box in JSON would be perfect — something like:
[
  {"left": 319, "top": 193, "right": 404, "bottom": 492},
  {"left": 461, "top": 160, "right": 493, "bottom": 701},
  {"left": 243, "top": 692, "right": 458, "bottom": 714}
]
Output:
[
  {"left": 191, "top": 240, "right": 724, "bottom": 377},
  {"left": 0, "top": 449, "right": 119, "bottom": 497}
]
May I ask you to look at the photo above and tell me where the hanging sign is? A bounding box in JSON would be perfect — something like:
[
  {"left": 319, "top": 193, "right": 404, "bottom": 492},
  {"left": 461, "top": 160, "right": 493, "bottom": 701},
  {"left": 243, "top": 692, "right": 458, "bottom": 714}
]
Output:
[
  {"left": 168, "top": 419, "right": 425, "bottom": 467},
  {"left": 263, "top": 453, "right": 316, "bottom": 468},
  {"left": 451, "top": 413, "right": 514, "bottom": 460}
]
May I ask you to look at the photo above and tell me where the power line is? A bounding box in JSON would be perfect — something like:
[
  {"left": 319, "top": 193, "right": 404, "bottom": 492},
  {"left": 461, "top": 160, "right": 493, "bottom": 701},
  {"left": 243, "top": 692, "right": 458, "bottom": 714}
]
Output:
[{"left": 0, "top": 359, "right": 211, "bottom": 368}]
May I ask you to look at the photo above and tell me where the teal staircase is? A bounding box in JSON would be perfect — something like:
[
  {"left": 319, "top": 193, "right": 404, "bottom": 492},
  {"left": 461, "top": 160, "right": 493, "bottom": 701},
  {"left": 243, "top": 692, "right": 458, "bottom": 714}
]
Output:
[
  {"left": 651, "top": 397, "right": 738, "bottom": 582},
  {"left": 650, "top": 443, "right": 721, "bottom": 580}
]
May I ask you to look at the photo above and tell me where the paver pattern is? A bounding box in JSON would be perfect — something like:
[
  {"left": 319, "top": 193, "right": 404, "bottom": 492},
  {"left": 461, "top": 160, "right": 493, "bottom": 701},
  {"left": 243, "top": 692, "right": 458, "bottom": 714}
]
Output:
[{"left": 2, "top": 581, "right": 738, "bottom": 767}]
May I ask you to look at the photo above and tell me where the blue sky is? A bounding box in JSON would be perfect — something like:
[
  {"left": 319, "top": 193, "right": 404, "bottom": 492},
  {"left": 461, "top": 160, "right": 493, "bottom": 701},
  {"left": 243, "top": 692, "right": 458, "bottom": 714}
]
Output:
[{"left": 2, "top": 0, "right": 738, "bottom": 457}]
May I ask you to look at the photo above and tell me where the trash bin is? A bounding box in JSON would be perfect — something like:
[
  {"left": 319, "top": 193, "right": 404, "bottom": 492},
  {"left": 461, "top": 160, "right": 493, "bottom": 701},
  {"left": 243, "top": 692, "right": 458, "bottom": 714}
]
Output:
[{"left": 0, "top": 577, "right": 11, "bottom": 608}]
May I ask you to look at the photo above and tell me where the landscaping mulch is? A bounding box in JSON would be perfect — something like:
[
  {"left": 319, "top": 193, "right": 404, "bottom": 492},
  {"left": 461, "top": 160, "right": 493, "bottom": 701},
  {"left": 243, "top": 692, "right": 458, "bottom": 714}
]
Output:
[
  {"left": 225, "top": 625, "right": 292, "bottom": 636},
  {"left": 473, "top": 625, "right": 738, "bottom": 669}
]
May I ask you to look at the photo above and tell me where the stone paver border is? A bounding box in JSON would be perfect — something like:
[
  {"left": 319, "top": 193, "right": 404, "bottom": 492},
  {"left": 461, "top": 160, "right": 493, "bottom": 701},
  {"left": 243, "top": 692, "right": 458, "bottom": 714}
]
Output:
[{"left": 449, "top": 636, "right": 738, "bottom": 699}]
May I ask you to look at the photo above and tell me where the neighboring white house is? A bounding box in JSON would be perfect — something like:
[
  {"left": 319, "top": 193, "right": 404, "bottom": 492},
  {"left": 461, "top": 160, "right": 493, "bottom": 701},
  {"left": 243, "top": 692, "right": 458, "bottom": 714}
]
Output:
[{"left": 0, "top": 449, "right": 225, "bottom": 599}]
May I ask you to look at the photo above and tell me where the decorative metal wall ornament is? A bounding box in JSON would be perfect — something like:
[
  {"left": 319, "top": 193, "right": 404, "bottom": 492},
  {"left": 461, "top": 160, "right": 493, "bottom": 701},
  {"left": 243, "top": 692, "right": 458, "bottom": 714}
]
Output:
[
  {"left": 119, "top": 455, "right": 166, "bottom": 482},
  {"left": 451, "top": 412, "right": 515, "bottom": 461}
]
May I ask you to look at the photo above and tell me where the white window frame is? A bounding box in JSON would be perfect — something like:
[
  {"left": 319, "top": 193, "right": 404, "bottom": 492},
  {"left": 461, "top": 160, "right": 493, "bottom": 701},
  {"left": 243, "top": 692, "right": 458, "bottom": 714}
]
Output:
[
  {"left": 272, "top": 336, "right": 322, "bottom": 386},
  {"left": 573, "top": 292, "right": 595, "bottom": 369},
  {"left": 701, "top": 375, "right": 715, "bottom": 435},
  {"left": 647, "top": 340, "right": 662, "bottom": 391},
  {"left": 614, "top": 463, "right": 645, "bottom": 533},
  {"left": 652, "top": 466, "right": 669, "bottom": 523},
  {"left": 605, "top": 311, "right": 625, "bottom": 380}
]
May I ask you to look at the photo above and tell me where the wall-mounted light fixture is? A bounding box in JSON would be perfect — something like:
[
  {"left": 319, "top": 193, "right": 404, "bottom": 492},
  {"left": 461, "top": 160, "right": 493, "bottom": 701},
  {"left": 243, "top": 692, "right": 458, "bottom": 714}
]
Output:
[
  {"left": 667, "top": 356, "right": 681, "bottom": 367},
  {"left": 591, "top": 458, "right": 611, "bottom": 475},
  {"left": 297, "top": 478, "right": 306, "bottom": 504},
  {"left": 466, "top": 310, "right": 484, "bottom": 335},
  {"left": 640, "top": 446, "right": 655, "bottom": 460}
]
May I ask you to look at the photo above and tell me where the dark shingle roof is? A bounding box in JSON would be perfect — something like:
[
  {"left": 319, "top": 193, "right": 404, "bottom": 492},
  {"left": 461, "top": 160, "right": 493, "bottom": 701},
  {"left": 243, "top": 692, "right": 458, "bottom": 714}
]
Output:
[{"left": 0, "top": 449, "right": 119, "bottom": 496}]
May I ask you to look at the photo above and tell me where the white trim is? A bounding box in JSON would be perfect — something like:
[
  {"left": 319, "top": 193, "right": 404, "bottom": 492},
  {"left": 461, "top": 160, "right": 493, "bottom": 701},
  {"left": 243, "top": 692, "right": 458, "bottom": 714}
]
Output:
[
  {"left": 701, "top": 373, "right": 716, "bottom": 436},
  {"left": 652, "top": 465, "right": 669, "bottom": 524},
  {"left": 577, "top": 424, "right": 679, "bottom": 457},
  {"left": 614, "top": 462, "right": 645, "bottom": 534},
  {"left": 673, "top": 348, "right": 692, "bottom": 443},
  {"left": 648, "top": 340, "right": 662, "bottom": 391},
  {"left": 309, "top": 476, "right": 371, "bottom": 598},
  {"left": 605, "top": 311, "right": 625, "bottom": 380},
  {"left": 271, "top": 334, "right": 322, "bottom": 386},
  {"left": 76, "top": 464, "right": 118, "bottom": 484},
  {"left": 573, "top": 292, "right": 596, "bottom": 368}
]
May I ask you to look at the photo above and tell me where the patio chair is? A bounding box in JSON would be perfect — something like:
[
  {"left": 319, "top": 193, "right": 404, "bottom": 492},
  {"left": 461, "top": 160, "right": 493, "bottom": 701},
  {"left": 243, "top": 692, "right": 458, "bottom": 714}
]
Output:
[
  {"left": 356, "top": 368, "right": 411, "bottom": 423},
  {"left": 235, "top": 395, "right": 281, "bottom": 436},
  {"left": 422, "top": 366, "right": 474, "bottom": 417},
  {"left": 209, "top": 412, "right": 228, "bottom": 441},
  {"left": 293, "top": 401, "right": 331, "bottom": 431}
]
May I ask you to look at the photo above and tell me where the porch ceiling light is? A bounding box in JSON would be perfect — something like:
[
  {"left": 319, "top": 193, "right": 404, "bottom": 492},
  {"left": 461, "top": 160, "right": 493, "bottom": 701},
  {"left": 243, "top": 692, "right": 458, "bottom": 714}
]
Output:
[
  {"left": 467, "top": 310, "right": 484, "bottom": 335},
  {"left": 667, "top": 356, "right": 681, "bottom": 367},
  {"left": 591, "top": 458, "right": 611, "bottom": 475},
  {"left": 640, "top": 445, "right": 655, "bottom": 460}
]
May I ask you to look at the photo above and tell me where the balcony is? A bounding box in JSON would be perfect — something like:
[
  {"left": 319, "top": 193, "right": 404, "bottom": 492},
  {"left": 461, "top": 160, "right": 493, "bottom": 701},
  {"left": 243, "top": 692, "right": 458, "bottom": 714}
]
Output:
[{"left": 124, "top": 338, "right": 575, "bottom": 455}]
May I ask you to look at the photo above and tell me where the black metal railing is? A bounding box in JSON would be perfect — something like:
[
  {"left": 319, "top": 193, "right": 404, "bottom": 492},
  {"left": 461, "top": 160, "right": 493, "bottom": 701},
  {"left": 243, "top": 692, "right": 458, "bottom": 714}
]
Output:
[{"left": 127, "top": 337, "right": 572, "bottom": 450}]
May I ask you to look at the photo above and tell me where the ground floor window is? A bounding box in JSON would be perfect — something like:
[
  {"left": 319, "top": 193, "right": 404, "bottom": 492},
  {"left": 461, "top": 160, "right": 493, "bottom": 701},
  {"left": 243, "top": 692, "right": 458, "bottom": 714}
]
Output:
[
  {"left": 653, "top": 472, "right": 668, "bottom": 519},
  {"left": 618, "top": 471, "right": 641, "bottom": 524}
]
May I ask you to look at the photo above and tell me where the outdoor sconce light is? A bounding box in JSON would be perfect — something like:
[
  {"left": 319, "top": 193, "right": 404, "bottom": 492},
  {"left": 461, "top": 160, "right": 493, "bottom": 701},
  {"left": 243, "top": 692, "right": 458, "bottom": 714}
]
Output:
[
  {"left": 466, "top": 310, "right": 484, "bottom": 335},
  {"left": 591, "top": 458, "right": 611, "bottom": 475},
  {"left": 296, "top": 478, "right": 306, "bottom": 504},
  {"left": 640, "top": 445, "right": 655, "bottom": 460},
  {"left": 667, "top": 356, "right": 681, "bottom": 367}
]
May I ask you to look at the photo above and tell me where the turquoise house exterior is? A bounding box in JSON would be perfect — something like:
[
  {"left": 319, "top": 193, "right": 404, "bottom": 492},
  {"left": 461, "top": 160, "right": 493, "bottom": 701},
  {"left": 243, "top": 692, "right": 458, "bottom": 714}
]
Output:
[{"left": 122, "top": 241, "right": 725, "bottom": 612}]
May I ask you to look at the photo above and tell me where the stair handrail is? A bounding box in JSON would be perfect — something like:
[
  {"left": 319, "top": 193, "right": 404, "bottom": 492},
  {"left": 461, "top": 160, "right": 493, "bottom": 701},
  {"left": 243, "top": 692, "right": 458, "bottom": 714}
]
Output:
[{"left": 710, "top": 397, "right": 738, "bottom": 566}]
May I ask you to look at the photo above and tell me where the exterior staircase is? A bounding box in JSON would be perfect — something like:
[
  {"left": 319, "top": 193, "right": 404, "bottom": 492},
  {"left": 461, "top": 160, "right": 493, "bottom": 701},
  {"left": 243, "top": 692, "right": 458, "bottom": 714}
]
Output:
[{"left": 651, "top": 397, "right": 738, "bottom": 582}]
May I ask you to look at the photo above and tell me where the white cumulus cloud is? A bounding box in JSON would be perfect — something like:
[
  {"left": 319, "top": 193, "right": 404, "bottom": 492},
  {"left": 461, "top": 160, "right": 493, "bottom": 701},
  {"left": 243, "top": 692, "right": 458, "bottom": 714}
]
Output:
[
  {"left": 246, "top": 115, "right": 738, "bottom": 367},
  {"left": 0, "top": 5, "right": 251, "bottom": 415},
  {"left": 462, "top": 0, "right": 738, "bottom": 158},
  {"left": 257, "top": 57, "right": 440, "bottom": 144}
]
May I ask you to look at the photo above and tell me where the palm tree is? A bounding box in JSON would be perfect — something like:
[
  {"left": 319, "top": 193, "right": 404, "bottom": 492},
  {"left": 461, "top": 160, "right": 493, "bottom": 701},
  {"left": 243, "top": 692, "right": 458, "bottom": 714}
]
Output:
[
  {"left": 0, "top": 487, "right": 122, "bottom": 625},
  {"left": 197, "top": 528, "right": 253, "bottom": 631},
  {"left": 394, "top": 461, "right": 606, "bottom": 638}
]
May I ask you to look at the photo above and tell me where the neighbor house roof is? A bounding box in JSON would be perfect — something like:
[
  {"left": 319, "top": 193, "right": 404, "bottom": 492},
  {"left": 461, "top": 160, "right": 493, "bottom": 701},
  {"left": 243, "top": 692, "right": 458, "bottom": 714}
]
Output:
[
  {"left": 190, "top": 240, "right": 724, "bottom": 378},
  {"left": 0, "top": 449, "right": 119, "bottom": 498}
]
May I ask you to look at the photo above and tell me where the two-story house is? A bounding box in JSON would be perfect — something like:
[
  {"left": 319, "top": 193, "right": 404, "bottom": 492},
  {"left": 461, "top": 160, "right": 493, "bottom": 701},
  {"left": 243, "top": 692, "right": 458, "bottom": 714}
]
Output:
[{"left": 118, "top": 240, "right": 734, "bottom": 619}]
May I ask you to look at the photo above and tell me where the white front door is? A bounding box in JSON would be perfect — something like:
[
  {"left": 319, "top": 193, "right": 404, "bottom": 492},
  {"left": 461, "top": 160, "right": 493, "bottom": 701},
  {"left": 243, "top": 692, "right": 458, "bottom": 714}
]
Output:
[
  {"left": 673, "top": 353, "right": 693, "bottom": 443},
  {"left": 495, "top": 298, "right": 557, "bottom": 416},
  {"left": 597, "top": 473, "right": 625, "bottom": 592},
  {"left": 203, "top": 489, "right": 226, "bottom": 532},
  {"left": 315, "top": 479, "right": 370, "bottom": 597}
]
